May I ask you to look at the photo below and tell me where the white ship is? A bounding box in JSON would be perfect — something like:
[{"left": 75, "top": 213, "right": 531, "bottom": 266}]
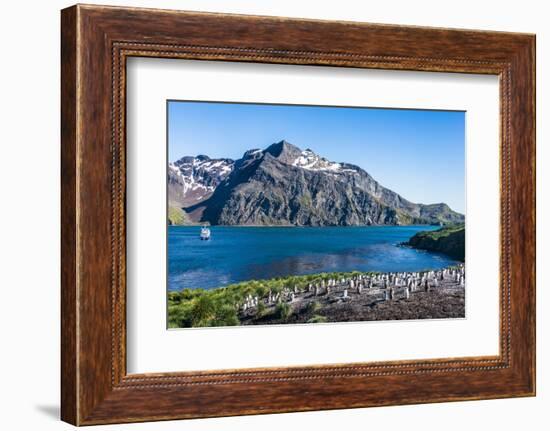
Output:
[{"left": 200, "top": 225, "right": 211, "bottom": 240}]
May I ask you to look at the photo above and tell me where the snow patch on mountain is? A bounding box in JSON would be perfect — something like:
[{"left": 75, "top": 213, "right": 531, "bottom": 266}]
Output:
[
  {"left": 292, "top": 149, "right": 357, "bottom": 173},
  {"left": 169, "top": 164, "right": 214, "bottom": 194},
  {"left": 169, "top": 155, "right": 234, "bottom": 205}
]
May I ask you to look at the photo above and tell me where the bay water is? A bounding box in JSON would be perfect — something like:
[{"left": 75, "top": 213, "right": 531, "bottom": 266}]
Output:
[{"left": 168, "top": 225, "right": 458, "bottom": 291}]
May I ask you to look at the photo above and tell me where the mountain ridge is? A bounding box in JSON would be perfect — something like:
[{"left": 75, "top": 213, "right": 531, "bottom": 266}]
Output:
[{"left": 168, "top": 140, "right": 464, "bottom": 227}]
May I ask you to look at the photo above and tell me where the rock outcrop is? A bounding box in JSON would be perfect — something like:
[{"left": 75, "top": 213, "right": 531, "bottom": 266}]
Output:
[{"left": 406, "top": 224, "right": 465, "bottom": 261}]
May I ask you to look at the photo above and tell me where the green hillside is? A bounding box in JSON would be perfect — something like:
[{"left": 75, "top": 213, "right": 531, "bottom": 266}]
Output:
[{"left": 406, "top": 224, "right": 465, "bottom": 261}]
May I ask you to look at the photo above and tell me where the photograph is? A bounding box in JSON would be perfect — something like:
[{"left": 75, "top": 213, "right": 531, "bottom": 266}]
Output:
[{"left": 166, "top": 101, "right": 466, "bottom": 328}]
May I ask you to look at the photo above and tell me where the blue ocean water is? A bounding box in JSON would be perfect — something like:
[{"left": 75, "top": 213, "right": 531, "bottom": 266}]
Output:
[{"left": 168, "top": 225, "right": 458, "bottom": 291}]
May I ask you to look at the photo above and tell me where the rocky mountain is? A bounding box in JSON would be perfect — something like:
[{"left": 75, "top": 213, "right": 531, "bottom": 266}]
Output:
[
  {"left": 168, "top": 155, "right": 234, "bottom": 212},
  {"left": 169, "top": 140, "right": 464, "bottom": 226}
]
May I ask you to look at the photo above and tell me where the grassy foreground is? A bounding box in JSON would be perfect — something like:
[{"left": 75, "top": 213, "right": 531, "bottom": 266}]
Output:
[{"left": 168, "top": 271, "right": 375, "bottom": 328}]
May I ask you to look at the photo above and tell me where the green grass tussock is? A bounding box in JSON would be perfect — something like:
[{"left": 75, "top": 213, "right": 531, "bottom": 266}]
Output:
[{"left": 307, "top": 314, "right": 328, "bottom": 324}]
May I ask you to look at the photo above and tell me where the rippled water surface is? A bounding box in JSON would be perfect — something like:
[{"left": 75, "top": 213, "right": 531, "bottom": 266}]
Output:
[{"left": 168, "top": 226, "right": 458, "bottom": 291}]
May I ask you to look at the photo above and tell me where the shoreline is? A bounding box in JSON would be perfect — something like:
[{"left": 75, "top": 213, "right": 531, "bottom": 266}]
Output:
[{"left": 168, "top": 264, "right": 465, "bottom": 328}]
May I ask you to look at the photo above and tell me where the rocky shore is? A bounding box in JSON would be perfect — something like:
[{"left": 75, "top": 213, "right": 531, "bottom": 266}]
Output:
[
  {"left": 405, "top": 224, "right": 465, "bottom": 261},
  {"left": 168, "top": 264, "right": 465, "bottom": 328}
]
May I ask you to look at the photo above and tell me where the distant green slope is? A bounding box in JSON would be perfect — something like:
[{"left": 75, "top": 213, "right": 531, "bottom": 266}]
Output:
[
  {"left": 168, "top": 205, "right": 190, "bottom": 226},
  {"left": 406, "top": 224, "right": 465, "bottom": 261}
]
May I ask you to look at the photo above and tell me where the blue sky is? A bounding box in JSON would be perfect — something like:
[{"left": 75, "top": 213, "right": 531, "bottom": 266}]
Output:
[{"left": 168, "top": 101, "right": 465, "bottom": 214}]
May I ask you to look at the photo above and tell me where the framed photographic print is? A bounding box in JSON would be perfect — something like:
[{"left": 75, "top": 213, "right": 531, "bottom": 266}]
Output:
[{"left": 61, "top": 4, "right": 536, "bottom": 425}]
